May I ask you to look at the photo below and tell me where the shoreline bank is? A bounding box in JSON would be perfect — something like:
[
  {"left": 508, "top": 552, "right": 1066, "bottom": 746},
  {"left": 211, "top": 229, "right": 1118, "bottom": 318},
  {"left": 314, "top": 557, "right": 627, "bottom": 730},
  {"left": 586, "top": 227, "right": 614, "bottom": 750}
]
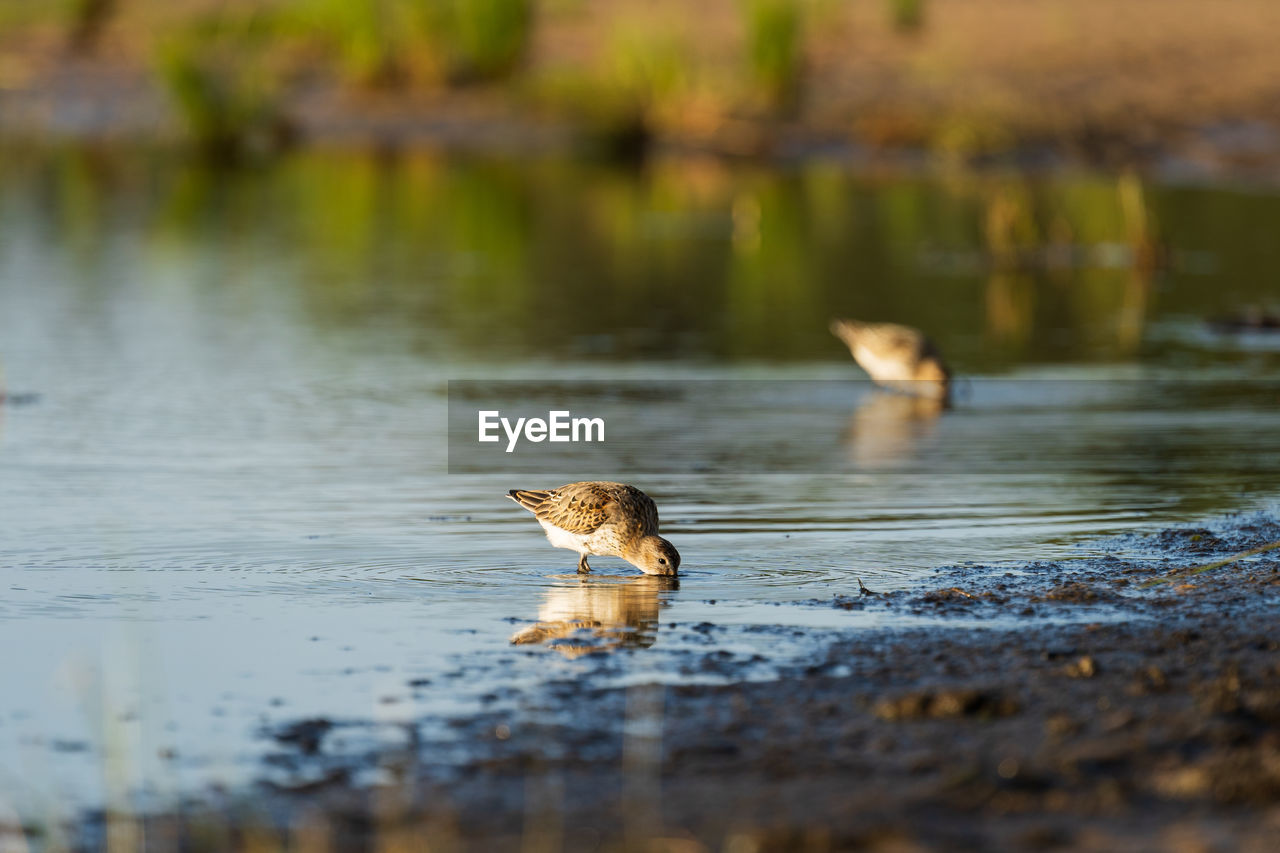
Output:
[{"left": 54, "top": 512, "right": 1280, "bottom": 851}]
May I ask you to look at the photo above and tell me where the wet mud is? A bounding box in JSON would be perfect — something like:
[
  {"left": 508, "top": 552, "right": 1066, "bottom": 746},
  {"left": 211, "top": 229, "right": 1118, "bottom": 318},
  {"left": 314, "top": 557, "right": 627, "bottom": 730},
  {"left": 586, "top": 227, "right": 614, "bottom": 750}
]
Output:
[{"left": 71, "top": 515, "right": 1280, "bottom": 851}]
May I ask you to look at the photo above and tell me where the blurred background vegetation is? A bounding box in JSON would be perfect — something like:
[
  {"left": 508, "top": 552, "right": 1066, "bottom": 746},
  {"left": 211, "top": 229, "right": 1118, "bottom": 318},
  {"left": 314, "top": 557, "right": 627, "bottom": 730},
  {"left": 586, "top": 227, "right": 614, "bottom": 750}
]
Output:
[
  {"left": 1, "top": 1, "right": 1278, "bottom": 367},
  {"left": 1, "top": 0, "right": 1279, "bottom": 169}
]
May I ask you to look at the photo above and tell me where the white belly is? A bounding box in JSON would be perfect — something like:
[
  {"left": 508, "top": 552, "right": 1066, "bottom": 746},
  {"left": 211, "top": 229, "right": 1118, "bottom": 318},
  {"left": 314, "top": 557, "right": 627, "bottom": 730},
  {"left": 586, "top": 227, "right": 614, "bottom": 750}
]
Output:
[
  {"left": 854, "top": 344, "right": 913, "bottom": 382},
  {"left": 540, "top": 520, "right": 593, "bottom": 555}
]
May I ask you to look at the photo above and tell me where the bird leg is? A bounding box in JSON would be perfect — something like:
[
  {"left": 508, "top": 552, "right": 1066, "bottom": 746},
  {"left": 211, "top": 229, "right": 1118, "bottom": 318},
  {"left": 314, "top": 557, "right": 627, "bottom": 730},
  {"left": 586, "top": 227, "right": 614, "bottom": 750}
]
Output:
[{"left": 577, "top": 554, "right": 591, "bottom": 574}]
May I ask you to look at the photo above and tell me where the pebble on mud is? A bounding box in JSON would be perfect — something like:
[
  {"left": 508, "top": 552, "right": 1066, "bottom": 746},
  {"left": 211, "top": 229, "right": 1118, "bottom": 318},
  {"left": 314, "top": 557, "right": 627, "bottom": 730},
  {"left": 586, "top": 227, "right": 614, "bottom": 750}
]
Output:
[
  {"left": 1034, "top": 582, "right": 1115, "bottom": 603},
  {"left": 874, "top": 688, "right": 1019, "bottom": 721},
  {"left": 917, "top": 587, "right": 1006, "bottom": 606},
  {"left": 1063, "top": 656, "right": 1098, "bottom": 678}
]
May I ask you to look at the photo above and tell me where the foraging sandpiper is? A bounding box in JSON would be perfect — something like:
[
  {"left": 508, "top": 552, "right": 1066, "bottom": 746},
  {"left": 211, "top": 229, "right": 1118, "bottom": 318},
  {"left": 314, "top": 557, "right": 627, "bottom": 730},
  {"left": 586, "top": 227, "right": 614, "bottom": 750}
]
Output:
[
  {"left": 507, "top": 482, "right": 680, "bottom": 576},
  {"left": 830, "top": 318, "right": 951, "bottom": 403}
]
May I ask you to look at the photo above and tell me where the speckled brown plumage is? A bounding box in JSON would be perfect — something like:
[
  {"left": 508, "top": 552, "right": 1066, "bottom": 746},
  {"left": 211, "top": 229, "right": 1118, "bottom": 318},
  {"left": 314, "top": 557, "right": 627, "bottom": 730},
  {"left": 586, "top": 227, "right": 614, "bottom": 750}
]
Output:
[{"left": 507, "top": 482, "right": 680, "bottom": 576}]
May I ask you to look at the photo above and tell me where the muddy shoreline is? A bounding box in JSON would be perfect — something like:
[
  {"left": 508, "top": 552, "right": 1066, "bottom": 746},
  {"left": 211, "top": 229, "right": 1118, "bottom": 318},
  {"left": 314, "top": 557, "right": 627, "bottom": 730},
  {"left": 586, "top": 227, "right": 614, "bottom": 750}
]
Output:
[{"left": 58, "top": 514, "right": 1280, "bottom": 851}]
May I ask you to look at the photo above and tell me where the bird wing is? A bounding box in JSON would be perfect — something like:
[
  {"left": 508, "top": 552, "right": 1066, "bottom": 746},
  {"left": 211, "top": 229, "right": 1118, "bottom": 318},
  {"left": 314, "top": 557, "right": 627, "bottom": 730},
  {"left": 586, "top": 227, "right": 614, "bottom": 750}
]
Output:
[
  {"left": 863, "top": 323, "right": 928, "bottom": 360},
  {"left": 832, "top": 319, "right": 921, "bottom": 358},
  {"left": 509, "top": 482, "right": 661, "bottom": 536},
  {"left": 508, "top": 483, "right": 615, "bottom": 534}
]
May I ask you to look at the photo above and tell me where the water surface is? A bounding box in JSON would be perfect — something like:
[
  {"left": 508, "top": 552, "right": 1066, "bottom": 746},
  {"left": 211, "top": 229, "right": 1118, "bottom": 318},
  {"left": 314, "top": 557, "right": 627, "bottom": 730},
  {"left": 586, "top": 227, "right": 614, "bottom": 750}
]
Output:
[{"left": 2, "top": 150, "right": 1279, "bottom": 817}]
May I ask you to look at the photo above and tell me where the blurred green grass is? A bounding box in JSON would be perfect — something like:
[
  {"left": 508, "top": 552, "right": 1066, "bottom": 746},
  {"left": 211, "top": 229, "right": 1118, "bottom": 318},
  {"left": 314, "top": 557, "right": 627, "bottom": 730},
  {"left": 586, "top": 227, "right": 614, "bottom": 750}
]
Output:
[
  {"left": 153, "top": 12, "right": 294, "bottom": 162},
  {"left": 742, "top": 0, "right": 803, "bottom": 111},
  {"left": 889, "top": 0, "right": 925, "bottom": 33},
  {"left": 4, "top": 0, "right": 1279, "bottom": 170}
]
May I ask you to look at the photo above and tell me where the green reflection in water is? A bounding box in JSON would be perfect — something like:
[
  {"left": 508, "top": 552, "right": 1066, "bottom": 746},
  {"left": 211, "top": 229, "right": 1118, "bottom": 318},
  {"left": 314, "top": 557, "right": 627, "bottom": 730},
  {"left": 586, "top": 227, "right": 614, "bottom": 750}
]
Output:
[{"left": 3, "top": 147, "right": 1279, "bottom": 372}]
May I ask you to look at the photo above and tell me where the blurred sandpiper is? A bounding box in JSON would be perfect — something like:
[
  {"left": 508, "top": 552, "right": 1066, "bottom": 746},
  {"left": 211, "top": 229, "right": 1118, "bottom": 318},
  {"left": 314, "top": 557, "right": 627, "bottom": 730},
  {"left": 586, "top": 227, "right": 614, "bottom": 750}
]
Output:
[
  {"left": 830, "top": 318, "right": 951, "bottom": 404},
  {"left": 507, "top": 482, "right": 680, "bottom": 576}
]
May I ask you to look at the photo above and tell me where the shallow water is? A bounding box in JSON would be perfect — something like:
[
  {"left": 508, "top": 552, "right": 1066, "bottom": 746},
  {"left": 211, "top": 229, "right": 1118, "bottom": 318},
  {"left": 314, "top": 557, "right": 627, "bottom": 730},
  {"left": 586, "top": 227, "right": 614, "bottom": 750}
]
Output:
[{"left": 1, "top": 150, "right": 1279, "bottom": 818}]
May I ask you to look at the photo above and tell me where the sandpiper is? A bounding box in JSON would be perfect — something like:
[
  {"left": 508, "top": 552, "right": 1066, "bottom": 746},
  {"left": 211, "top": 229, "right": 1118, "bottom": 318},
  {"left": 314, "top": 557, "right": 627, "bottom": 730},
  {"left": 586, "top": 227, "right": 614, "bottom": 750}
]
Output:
[
  {"left": 507, "top": 481, "right": 680, "bottom": 576},
  {"left": 830, "top": 318, "right": 951, "bottom": 403}
]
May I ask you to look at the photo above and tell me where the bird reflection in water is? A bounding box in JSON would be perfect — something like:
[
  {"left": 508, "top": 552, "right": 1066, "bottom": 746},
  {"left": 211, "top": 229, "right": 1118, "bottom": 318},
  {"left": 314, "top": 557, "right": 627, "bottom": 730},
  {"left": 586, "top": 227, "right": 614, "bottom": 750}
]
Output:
[
  {"left": 844, "top": 391, "right": 946, "bottom": 468},
  {"left": 510, "top": 575, "right": 677, "bottom": 659}
]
